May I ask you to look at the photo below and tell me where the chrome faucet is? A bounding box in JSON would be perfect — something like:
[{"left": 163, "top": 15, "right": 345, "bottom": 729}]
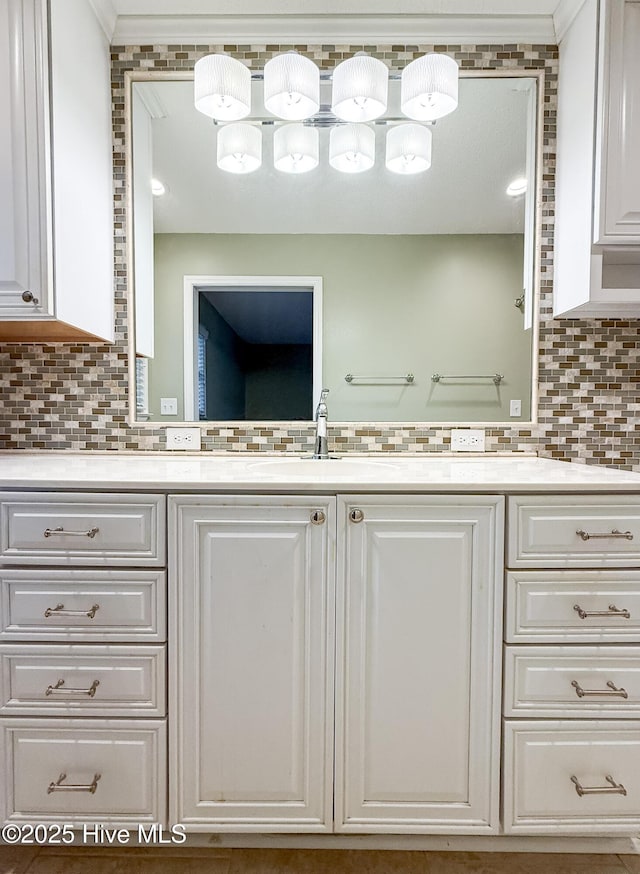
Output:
[{"left": 312, "top": 389, "right": 330, "bottom": 459}]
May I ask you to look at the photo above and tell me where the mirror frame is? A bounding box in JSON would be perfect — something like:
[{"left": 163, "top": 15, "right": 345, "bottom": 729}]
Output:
[{"left": 124, "top": 67, "right": 544, "bottom": 429}]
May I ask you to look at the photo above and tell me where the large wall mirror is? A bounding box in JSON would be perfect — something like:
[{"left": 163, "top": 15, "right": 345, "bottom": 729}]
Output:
[{"left": 126, "top": 68, "right": 541, "bottom": 425}]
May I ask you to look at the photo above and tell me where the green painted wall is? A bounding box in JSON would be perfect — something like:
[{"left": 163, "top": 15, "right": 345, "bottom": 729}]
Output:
[{"left": 150, "top": 233, "right": 531, "bottom": 423}]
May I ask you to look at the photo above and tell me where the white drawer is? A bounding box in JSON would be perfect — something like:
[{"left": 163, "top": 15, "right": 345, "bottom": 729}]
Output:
[
  {"left": 0, "top": 645, "right": 166, "bottom": 717},
  {"left": 0, "top": 570, "right": 166, "bottom": 642},
  {"left": 503, "top": 720, "right": 640, "bottom": 834},
  {"left": 508, "top": 496, "right": 640, "bottom": 568},
  {"left": 0, "top": 492, "right": 165, "bottom": 566},
  {"left": 0, "top": 719, "right": 167, "bottom": 826},
  {"left": 504, "top": 645, "right": 640, "bottom": 718},
  {"left": 505, "top": 571, "right": 640, "bottom": 642}
]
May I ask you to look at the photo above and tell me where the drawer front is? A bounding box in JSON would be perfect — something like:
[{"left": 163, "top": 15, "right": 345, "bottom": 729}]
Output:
[
  {"left": 0, "top": 719, "right": 166, "bottom": 826},
  {"left": 503, "top": 720, "right": 640, "bottom": 833},
  {"left": 0, "top": 645, "right": 166, "bottom": 716},
  {"left": 505, "top": 571, "right": 640, "bottom": 642},
  {"left": 0, "top": 493, "right": 165, "bottom": 566},
  {"left": 0, "top": 570, "right": 166, "bottom": 642},
  {"left": 508, "top": 496, "right": 640, "bottom": 568},
  {"left": 504, "top": 646, "right": 640, "bottom": 718}
]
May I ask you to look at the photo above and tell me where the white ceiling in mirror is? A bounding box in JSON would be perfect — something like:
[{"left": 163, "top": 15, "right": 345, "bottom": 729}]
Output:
[{"left": 142, "top": 77, "right": 530, "bottom": 236}]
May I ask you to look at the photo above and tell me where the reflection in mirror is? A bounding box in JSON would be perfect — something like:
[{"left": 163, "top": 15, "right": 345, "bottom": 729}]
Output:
[{"left": 129, "top": 71, "right": 539, "bottom": 424}]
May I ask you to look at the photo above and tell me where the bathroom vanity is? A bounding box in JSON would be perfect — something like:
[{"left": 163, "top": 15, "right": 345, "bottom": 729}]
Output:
[{"left": 1, "top": 453, "right": 640, "bottom": 849}]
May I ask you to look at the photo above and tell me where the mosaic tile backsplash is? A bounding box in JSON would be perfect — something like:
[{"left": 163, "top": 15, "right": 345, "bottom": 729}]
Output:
[{"left": 1, "top": 42, "right": 639, "bottom": 468}]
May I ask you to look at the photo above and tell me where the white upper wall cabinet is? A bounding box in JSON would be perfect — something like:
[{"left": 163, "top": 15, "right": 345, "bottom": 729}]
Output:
[
  {"left": 555, "top": 0, "right": 640, "bottom": 317},
  {"left": 0, "top": 0, "right": 114, "bottom": 342}
]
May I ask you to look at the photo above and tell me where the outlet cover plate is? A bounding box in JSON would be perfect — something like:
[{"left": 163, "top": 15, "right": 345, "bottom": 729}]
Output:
[
  {"left": 165, "top": 427, "right": 202, "bottom": 450},
  {"left": 450, "top": 429, "right": 486, "bottom": 452}
]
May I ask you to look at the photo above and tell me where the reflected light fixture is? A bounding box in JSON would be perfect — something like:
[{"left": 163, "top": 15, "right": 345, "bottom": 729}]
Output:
[
  {"left": 217, "top": 123, "right": 262, "bottom": 174},
  {"left": 274, "top": 124, "right": 319, "bottom": 173},
  {"left": 506, "top": 176, "right": 528, "bottom": 196},
  {"left": 401, "top": 53, "right": 458, "bottom": 121},
  {"left": 194, "top": 53, "right": 251, "bottom": 121},
  {"left": 329, "top": 123, "right": 375, "bottom": 173},
  {"left": 385, "top": 124, "right": 432, "bottom": 175},
  {"left": 264, "top": 51, "right": 320, "bottom": 120},
  {"left": 151, "top": 178, "right": 166, "bottom": 196},
  {"left": 331, "top": 53, "right": 389, "bottom": 122}
]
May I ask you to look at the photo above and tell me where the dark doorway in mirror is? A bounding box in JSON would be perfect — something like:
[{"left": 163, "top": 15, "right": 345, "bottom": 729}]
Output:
[{"left": 198, "top": 288, "right": 313, "bottom": 421}]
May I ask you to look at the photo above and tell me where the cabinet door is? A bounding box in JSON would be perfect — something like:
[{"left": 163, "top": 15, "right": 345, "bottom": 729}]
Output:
[
  {"left": 336, "top": 496, "right": 503, "bottom": 833},
  {"left": 595, "top": 0, "right": 640, "bottom": 242},
  {"left": 170, "top": 496, "right": 335, "bottom": 832},
  {"left": 0, "top": 0, "right": 51, "bottom": 316}
]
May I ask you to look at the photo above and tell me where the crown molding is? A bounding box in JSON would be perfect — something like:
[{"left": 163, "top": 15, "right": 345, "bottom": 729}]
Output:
[
  {"left": 552, "top": 0, "right": 587, "bottom": 41},
  {"left": 88, "top": 0, "right": 118, "bottom": 41},
  {"left": 111, "top": 13, "right": 556, "bottom": 46}
]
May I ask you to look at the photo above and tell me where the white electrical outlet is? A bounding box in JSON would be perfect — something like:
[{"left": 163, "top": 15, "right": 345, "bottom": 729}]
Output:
[
  {"left": 160, "top": 397, "right": 178, "bottom": 415},
  {"left": 165, "top": 427, "right": 201, "bottom": 450},
  {"left": 450, "top": 429, "right": 486, "bottom": 452},
  {"left": 510, "top": 399, "right": 522, "bottom": 417}
]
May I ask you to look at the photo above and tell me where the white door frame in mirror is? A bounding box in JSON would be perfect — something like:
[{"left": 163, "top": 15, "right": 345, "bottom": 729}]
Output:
[{"left": 183, "top": 275, "right": 323, "bottom": 422}]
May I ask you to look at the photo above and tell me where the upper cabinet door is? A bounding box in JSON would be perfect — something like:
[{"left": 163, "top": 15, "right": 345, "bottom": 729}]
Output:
[
  {"left": 595, "top": 0, "right": 640, "bottom": 243},
  {"left": 335, "top": 495, "right": 504, "bottom": 834},
  {"left": 0, "top": 0, "right": 114, "bottom": 341},
  {"left": 170, "top": 496, "right": 336, "bottom": 833},
  {"left": 0, "top": 0, "right": 52, "bottom": 316}
]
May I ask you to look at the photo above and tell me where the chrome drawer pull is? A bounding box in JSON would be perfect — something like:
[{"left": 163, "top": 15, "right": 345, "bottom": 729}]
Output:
[
  {"left": 44, "top": 603, "right": 100, "bottom": 619},
  {"left": 576, "top": 528, "right": 633, "bottom": 541},
  {"left": 47, "top": 773, "right": 101, "bottom": 795},
  {"left": 571, "top": 680, "right": 628, "bottom": 699},
  {"left": 44, "top": 526, "right": 99, "bottom": 539},
  {"left": 570, "top": 775, "right": 627, "bottom": 797},
  {"left": 573, "top": 604, "right": 631, "bottom": 620},
  {"left": 46, "top": 679, "right": 100, "bottom": 698}
]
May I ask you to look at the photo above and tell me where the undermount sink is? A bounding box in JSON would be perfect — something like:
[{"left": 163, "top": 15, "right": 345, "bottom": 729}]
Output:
[{"left": 247, "top": 457, "right": 400, "bottom": 476}]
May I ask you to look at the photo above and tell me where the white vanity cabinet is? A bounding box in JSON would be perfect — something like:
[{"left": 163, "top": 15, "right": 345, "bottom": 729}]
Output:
[
  {"left": 0, "top": 492, "right": 167, "bottom": 827},
  {"left": 554, "top": 0, "right": 640, "bottom": 316},
  {"left": 335, "top": 495, "right": 503, "bottom": 833},
  {"left": 170, "top": 493, "right": 503, "bottom": 834},
  {"left": 0, "top": 0, "right": 113, "bottom": 342},
  {"left": 503, "top": 495, "right": 640, "bottom": 834}
]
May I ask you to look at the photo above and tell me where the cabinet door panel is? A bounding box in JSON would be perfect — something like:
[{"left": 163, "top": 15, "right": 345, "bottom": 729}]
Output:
[
  {"left": 596, "top": 0, "right": 640, "bottom": 242},
  {"left": 0, "top": 0, "right": 51, "bottom": 314},
  {"left": 336, "top": 496, "right": 503, "bottom": 833},
  {"left": 171, "top": 496, "right": 335, "bottom": 832}
]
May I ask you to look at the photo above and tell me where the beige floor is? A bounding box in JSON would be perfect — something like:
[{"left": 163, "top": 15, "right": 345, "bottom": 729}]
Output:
[{"left": 1, "top": 847, "right": 639, "bottom": 874}]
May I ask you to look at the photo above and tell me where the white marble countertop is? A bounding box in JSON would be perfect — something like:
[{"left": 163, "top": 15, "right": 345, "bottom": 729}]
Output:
[{"left": 1, "top": 452, "right": 640, "bottom": 492}]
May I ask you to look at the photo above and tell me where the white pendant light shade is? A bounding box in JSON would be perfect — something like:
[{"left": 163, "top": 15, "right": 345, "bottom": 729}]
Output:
[
  {"left": 331, "top": 54, "right": 388, "bottom": 122},
  {"left": 274, "top": 124, "right": 319, "bottom": 173},
  {"left": 194, "top": 54, "right": 251, "bottom": 121},
  {"left": 264, "top": 52, "right": 320, "bottom": 121},
  {"left": 329, "top": 123, "right": 375, "bottom": 173},
  {"left": 217, "top": 123, "right": 262, "bottom": 174},
  {"left": 386, "top": 124, "right": 432, "bottom": 175},
  {"left": 401, "top": 53, "right": 458, "bottom": 121}
]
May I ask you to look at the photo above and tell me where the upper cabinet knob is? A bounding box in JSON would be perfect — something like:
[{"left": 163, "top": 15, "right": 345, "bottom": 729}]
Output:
[{"left": 21, "top": 291, "right": 39, "bottom": 305}]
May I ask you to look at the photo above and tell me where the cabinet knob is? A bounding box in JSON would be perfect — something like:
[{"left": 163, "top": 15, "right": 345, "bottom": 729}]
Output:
[
  {"left": 21, "top": 290, "right": 39, "bottom": 305},
  {"left": 310, "top": 510, "right": 326, "bottom": 525},
  {"left": 349, "top": 508, "right": 364, "bottom": 523}
]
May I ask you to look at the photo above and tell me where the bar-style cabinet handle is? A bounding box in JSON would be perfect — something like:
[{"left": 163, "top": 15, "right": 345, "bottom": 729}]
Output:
[
  {"left": 44, "top": 603, "right": 100, "bottom": 619},
  {"left": 576, "top": 528, "right": 633, "bottom": 541},
  {"left": 47, "top": 773, "right": 101, "bottom": 795},
  {"left": 571, "top": 680, "right": 628, "bottom": 699},
  {"left": 44, "top": 526, "right": 99, "bottom": 538},
  {"left": 570, "top": 775, "right": 627, "bottom": 797},
  {"left": 573, "top": 604, "right": 630, "bottom": 620},
  {"left": 45, "top": 679, "right": 100, "bottom": 698}
]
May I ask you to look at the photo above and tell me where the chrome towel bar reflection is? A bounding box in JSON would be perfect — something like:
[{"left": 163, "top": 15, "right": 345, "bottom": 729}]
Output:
[
  {"left": 345, "top": 373, "right": 414, "bottom": 385},
  {"left": 432, "top": 373, "right": 504, "bottom": 385}
]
